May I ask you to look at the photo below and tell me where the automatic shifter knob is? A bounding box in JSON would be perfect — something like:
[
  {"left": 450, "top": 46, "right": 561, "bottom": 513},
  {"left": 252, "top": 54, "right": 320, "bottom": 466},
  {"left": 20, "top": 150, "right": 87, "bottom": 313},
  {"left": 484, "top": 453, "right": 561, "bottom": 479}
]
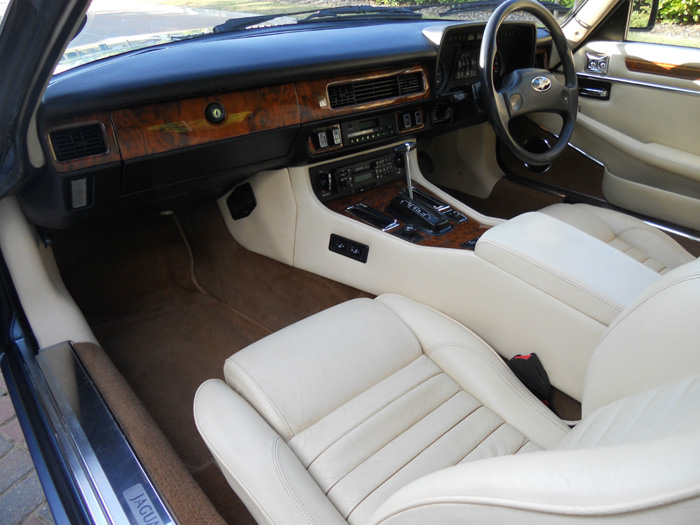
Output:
[{"left": 394, "top": 141, "right": 417, "bottom": 200}]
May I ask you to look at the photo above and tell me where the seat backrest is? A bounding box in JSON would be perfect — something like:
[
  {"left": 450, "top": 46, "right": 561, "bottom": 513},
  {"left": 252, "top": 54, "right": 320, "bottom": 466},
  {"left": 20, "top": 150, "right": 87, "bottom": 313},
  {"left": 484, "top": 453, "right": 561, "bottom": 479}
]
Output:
[{"left": 582, "top": 256, "right": 700, "bottom": 417}]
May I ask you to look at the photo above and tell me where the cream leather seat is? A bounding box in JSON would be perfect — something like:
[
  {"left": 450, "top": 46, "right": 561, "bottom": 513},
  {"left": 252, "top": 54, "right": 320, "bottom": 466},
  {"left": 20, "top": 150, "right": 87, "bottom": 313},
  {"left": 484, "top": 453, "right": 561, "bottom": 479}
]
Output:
[
  {"left": 540, "top": 203, "right": 695, "bottom": 274},
  {"left": 194, "top": 259, "right": 700, "bottom": 524}
]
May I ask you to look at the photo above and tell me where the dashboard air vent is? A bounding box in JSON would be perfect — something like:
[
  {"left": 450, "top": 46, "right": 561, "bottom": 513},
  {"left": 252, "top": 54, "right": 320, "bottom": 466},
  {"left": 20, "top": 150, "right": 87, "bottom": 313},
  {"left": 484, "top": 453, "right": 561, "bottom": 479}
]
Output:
[
  {"left": 50, "top": 124, "right": 107, "bottom": 162},
  {"left": 328, "top": 71, "right": 424, "bottom": 109}
]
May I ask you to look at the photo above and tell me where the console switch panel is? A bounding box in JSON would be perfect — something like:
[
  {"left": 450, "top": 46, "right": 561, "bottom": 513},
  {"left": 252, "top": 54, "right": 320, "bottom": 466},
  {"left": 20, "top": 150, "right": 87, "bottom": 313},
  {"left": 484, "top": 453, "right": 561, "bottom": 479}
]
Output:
[{"left": 329, "top": 234, "right": 369, "bottom": 263}]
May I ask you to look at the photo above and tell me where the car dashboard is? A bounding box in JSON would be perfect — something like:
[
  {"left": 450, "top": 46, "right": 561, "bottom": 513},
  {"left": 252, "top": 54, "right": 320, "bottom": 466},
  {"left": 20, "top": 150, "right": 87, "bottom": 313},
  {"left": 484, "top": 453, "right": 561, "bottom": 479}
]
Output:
[{"left": 22, "top": 19, "right": 539, "bottom": 229}]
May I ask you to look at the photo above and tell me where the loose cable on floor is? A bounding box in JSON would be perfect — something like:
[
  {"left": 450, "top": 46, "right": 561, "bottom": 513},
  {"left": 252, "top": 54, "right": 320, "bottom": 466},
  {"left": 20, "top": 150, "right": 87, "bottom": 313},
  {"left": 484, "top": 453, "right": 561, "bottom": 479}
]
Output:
[{"left": 167, "top": 210, "right": 274, "bottom": 337}]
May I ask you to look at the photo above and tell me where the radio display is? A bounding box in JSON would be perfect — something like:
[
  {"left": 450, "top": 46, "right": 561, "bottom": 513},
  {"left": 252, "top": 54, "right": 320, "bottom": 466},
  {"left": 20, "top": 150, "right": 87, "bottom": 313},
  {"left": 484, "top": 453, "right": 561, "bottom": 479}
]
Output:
[
  {"left": 359, "top": 119, "right": 379, "bottom": 131},
  {"left": 354, "top": 171, "right": 374, "bottom": 184}
]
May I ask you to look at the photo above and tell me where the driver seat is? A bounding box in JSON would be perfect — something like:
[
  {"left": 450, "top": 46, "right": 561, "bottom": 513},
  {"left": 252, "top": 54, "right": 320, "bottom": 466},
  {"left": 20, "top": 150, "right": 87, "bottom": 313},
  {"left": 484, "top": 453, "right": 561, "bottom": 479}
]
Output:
[
  {"left": 194, "top": 259, "right": 700, "bottom": 524},
  {"left": 539, "top": 203, "right": 695, "bottom": 274}
]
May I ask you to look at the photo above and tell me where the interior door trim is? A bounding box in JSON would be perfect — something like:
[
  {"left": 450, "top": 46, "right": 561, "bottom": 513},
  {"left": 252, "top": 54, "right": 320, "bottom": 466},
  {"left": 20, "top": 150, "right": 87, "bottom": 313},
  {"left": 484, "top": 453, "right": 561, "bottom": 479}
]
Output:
[
  {"left": 578, "top": 72, "right": 700, "bottom": 98},
  {"left": 625, "top": 58, "right": 700, "bottom": 82}
]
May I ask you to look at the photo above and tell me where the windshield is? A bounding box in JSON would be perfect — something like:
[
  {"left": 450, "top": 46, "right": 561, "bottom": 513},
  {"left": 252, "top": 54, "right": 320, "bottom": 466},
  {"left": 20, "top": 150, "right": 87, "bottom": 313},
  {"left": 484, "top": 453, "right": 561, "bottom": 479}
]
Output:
[{"left": 55, "top": 0, "right": 576, "bottom": 73}]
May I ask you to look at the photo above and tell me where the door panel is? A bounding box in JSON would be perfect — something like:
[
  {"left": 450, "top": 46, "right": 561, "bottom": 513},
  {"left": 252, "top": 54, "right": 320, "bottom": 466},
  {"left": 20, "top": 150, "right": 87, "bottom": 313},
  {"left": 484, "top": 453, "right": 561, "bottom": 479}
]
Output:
[{"left": 544, "top": 41, "right": 700, "bottom": 230}]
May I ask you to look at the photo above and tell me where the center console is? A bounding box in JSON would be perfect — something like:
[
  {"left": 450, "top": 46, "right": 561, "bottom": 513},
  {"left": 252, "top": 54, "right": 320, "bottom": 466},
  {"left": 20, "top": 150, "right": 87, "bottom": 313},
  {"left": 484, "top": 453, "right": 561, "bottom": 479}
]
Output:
[{"left": 309, "top": 145, "right": 487, "bottom": 249}]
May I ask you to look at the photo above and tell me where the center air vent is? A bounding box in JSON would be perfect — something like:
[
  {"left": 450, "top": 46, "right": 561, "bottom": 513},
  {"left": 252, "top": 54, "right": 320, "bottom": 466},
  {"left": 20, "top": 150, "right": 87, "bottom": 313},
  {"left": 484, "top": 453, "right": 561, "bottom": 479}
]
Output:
[
  {"left": 328, "top": 71, "right": 424, "bottom": 109},
  {"left": 50, "top": 124, "right": 107, "bottom": 162}
]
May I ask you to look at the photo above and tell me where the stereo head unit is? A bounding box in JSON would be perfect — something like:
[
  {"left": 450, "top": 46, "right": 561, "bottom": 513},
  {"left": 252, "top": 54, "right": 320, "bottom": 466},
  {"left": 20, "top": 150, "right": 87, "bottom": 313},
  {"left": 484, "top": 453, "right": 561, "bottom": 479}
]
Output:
[{"left": 309, "top": 146, "right": 403, "bottom": 202}]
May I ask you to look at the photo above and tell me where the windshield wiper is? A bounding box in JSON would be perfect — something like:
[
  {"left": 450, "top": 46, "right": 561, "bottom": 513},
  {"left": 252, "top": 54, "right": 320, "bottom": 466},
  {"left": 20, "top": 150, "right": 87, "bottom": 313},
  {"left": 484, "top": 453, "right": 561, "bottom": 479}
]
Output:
[
  {"left": 438, "top": 0, "right": 569, "bottom": 16},
  {"left": 213, "top": 13, "right": 309, "bottom": 34},
  {"left": 213, "top": 5, "right": 422, "bottom": 34},
  {"left": 302, "top": 6, "right": 421, "bottom": 21}
]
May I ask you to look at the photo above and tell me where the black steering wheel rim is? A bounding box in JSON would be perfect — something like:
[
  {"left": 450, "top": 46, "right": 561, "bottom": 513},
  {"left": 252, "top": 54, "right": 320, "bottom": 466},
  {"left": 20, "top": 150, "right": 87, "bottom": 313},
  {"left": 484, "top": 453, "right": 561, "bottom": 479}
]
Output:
[{"left": 479, "top": 0, "right": 578, "bottom": 166}]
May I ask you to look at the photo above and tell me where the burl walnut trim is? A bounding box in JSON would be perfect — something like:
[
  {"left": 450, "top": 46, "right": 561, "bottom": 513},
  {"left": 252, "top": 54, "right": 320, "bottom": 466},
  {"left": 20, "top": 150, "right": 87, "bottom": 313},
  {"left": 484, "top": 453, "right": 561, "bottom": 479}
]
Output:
[
  {"left": 46, "top": 113, "right": 121, "bottom": 173},
  {"left": 625, "top": 57, "right": 700, "bottom": 81},
  {"left": 111, "top": 84, "right": 300, "bottom": 160},
  {"left": 296, "top": 65, "right": 431, "bottom": 123},
  {"left": 325, "top": 180, "right": 489, "bottom": 249}
]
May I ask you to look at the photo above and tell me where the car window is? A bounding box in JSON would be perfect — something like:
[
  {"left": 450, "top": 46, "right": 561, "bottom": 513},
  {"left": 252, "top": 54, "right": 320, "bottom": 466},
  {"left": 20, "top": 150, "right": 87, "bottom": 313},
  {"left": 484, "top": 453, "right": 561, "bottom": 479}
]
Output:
[
  {"left": 56, "top": 0, "right": 577, "bottom": 74},
  {"left": 627, "top": 0, "right": 700, "bottom": 48},
  {"left": 0, "top": 0, "right": 11, "bottom": 25}
]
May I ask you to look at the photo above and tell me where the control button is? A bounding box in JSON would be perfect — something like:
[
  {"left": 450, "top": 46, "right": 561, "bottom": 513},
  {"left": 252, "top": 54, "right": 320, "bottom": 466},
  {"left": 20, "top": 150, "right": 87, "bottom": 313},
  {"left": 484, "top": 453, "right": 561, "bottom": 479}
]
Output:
[
  {"left": 510, "top": 93, "right": 523, "bottom": 112},
  {"left": 317, "top": 131, "right": 329, "bottom": 149},
  {"left": 331, "top": 128, "right": 342, "bottom": 145},
  {"left": 598, "top": 60, "right": 607, "bottom": 72},
  {"left": 402, "top": 113, "right": 412, "bottom": 129},
  {"left": 414, "top": 111, "right": 423, "bottom": 126},
  {"left": 205, "top": 102, "right": 227, "bottom": 124},
  {"left": 348, "top": 243, "right": 362, "bottom": 258},
  {"left": 333, "top": 237, "right": 347, "bottom": 252}
]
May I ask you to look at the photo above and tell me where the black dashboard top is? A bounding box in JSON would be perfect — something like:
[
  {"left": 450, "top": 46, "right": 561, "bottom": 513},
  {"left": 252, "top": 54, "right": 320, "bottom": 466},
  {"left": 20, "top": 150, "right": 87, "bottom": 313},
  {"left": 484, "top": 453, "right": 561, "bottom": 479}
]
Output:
[{"left": 44, "top": 20, "right": 450, "bottom": 118}]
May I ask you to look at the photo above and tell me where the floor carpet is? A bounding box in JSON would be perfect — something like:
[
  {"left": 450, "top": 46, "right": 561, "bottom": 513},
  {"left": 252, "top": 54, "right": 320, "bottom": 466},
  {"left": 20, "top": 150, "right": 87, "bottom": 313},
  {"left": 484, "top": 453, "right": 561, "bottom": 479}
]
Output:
[{"left": 52, "top": 202, "right": 372, "bottom": 523}]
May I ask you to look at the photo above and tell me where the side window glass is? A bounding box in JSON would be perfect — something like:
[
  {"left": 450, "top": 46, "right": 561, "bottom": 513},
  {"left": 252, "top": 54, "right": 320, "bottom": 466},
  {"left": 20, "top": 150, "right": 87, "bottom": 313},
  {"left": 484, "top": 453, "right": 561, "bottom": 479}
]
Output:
[{"left": 628, "top": 0, "right": 700, "bottom": 48}]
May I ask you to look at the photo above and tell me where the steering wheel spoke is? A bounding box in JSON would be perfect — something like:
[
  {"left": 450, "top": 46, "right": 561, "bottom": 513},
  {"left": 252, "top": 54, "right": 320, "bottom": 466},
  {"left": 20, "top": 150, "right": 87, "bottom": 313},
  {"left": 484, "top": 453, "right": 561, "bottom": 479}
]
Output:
[{"left": 479, "top": 0, "right": 578, "bottom": 166}]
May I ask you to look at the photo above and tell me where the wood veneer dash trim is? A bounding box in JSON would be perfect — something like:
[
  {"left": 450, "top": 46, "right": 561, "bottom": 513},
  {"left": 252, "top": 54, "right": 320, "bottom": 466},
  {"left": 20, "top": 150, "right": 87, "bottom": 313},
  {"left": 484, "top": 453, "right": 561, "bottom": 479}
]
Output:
[
  {"left": 112, "top": 84, "right": 300, "bottom": 160},
  {"left": 296, "top": 65, "right": 431, "bottom": 123},
  {"left": 625, "top": 57, "right": 700, "bottom": 81}
]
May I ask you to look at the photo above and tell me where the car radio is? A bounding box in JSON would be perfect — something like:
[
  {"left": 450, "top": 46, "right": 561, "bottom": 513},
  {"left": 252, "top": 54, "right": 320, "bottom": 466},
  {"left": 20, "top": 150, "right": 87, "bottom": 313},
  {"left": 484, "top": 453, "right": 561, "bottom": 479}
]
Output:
[{"left": 310, "top": 147, "right": 403, "bottom": 202}]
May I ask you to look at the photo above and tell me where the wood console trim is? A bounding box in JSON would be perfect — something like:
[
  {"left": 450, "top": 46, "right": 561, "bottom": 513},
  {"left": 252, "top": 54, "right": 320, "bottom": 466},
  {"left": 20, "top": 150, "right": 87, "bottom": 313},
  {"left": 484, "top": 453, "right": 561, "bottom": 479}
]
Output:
[
  {"left": 325, "top": 180, "right": 489, "bottom": 249},
  {"left": 625, "top": 57, "right": 700, "bottom": 81},
  {"left": 46, "top": 113, "right": 121, "bottom": 173},
  {"left": 111, "top": 84, "right": 300, "bottom": 160},
  {"left": 296, "top": 64, "right": 431, "bottom": 123}
]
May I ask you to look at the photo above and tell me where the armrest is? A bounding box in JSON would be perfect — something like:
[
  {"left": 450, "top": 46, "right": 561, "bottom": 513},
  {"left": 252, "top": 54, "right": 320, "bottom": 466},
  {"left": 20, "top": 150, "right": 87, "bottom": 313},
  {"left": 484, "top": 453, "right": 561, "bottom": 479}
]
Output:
[{"left": 475, "top": 212, "right": 659, "bottom": 325}]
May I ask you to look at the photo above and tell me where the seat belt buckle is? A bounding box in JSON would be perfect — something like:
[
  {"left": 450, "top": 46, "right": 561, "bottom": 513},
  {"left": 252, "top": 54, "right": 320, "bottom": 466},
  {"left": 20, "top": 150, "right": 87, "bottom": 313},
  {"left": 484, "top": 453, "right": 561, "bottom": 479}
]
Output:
[{"left": 508, "top": 353, "right": 552, "bottom": 405}]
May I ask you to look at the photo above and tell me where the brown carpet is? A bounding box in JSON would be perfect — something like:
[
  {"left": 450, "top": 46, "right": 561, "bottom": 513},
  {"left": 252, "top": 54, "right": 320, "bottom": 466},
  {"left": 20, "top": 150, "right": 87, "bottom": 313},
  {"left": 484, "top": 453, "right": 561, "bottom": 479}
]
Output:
[
  {"left": 52, "top": 202, "right": 372, "bottom": 524},
  {"left": 74, "top": 342, "right": 226, "bottom": 525}
]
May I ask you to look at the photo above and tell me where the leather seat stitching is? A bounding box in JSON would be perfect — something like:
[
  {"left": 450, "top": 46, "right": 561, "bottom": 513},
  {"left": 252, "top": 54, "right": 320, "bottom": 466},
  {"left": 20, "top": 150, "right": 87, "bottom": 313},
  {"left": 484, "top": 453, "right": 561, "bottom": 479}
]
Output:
[
  {"left": 304, "top": 364, "right": 443, "bottom": 469},
  {"left": 325, "top": 389, "right": 466, "bottom": 495},
  {"left": 426, "top": 340, "right": 567, "bottom": 434},
  {"left": 344, "top": 402, "right": 483, "bottom": 520},
  {"left": 512, "top": 437, "right": 531, "bottom": 455},
  {"left": 455, "top": 420, "right": 507, "bottom": 465},
  {"left": 228, "top": 360, "right": 295, "bottom": 438},
  {"left": 479, "top": 238, "right": 623, "bottom": 311},
  {"left": 271, "top": 436, "right": 320, "bottom": 525}
]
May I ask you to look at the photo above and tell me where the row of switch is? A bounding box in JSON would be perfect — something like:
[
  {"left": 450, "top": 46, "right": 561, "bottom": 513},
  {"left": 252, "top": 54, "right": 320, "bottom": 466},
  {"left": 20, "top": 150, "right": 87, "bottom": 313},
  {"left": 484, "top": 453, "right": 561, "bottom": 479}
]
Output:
[{"left": 329, "top": 234, "right": 369, "bottom": 263}]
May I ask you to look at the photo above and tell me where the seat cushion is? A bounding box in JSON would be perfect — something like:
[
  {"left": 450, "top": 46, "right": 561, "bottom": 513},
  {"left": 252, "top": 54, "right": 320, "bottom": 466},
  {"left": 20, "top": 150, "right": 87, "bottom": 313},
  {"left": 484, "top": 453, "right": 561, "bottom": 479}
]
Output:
[
  {"left": 197, "top": 295, "right": 569, "bottom": 524},
  {"left": 540, "top": 203, "right": 695, "bottom": 274}
]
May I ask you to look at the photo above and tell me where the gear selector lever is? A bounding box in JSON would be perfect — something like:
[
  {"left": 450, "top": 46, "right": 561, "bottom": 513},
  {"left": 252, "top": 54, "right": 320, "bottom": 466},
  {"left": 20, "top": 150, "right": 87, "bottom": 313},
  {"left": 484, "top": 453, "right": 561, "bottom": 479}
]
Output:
[
  {"left": 394, "top": 142, "right": 416, "bottom": 200},
  {"left": 389, "top": 141, "right": 452, "bottom": 235}
]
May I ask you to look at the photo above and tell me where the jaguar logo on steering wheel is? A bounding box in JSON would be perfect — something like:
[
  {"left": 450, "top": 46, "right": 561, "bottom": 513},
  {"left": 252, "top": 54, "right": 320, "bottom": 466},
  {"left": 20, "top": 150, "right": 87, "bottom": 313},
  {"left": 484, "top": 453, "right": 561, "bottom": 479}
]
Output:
[{"left": 531, "top": 76, "right": 552, "bottom": 92}]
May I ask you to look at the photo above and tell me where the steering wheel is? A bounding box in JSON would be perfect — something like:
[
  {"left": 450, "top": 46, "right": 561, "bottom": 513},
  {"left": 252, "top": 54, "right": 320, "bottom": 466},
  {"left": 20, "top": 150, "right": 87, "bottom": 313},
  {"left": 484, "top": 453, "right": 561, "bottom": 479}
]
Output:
[{"left": 479, "top": 0, "right": 578, "bottom": 166}]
